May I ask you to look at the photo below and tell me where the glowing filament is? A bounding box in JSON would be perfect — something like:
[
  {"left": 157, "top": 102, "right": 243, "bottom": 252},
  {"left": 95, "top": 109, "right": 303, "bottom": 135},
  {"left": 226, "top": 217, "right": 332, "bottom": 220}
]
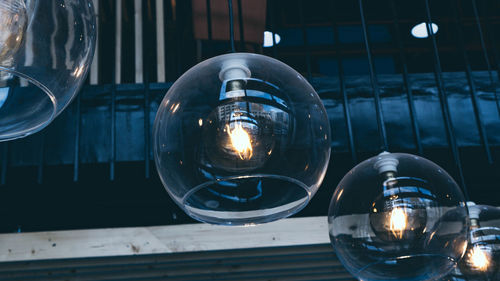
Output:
[
  {"left": 469, "top": 247, "right": 489, "bottom": 271},
  {"left": 389, "top": 207, "right": 407, "bottom": 239},
  {"left": 226, "top": 123, "right": 253, "bottom": 160}
]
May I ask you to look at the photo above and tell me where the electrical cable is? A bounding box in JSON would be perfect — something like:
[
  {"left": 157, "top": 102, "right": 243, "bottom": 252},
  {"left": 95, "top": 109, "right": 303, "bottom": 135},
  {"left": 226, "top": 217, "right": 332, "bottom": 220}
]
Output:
[{"left": 228, "top": 0, "right": 236, "bottom": 52}]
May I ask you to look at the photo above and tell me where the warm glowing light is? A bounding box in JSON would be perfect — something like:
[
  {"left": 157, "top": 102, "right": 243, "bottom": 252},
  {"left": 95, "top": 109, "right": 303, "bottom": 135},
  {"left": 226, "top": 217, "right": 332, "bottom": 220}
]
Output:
[
  {"left": 390, "top": 207, "right": 407, "bottom": 239},
  {"left": 469, "top": 246, "right": 490, "bottom": 271},
  {"left": 226, "top": 123, "right": 253, "bottom": 160},
  {"left": 198, "top": 118, "right": 203, "bottom": 127}
]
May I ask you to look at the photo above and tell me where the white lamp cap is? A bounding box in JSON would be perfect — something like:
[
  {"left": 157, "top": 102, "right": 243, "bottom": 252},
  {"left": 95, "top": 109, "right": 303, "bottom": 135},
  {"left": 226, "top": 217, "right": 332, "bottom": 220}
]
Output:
[
  {"left": 373, "top": 151, "right": 399, "bottom": 174},
  {"left": 467, "top": 201, "right": 480, "bottom": 220},
  {"left": 219, "top": 59, "right": 251, "bottom": 81}
]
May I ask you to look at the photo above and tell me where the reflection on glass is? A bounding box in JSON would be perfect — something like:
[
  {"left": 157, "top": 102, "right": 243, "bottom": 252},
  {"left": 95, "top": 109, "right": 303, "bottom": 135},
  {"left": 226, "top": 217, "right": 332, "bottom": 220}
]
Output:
[{"left": 329, "top": 152, "right": 468, "bottom": 281}]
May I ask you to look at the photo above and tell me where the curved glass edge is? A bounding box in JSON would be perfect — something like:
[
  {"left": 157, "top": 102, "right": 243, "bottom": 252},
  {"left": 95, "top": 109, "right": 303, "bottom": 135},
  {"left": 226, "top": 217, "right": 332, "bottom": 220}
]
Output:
[{"left": 0, "top": 67, "right": 57, "bottom": 141}]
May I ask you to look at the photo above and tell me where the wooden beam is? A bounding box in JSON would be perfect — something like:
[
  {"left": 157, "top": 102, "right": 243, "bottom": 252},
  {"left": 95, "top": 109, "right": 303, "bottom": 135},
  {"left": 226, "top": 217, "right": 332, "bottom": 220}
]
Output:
[{"left": 0, "top": 216, "right": 329, "bottom": 262}]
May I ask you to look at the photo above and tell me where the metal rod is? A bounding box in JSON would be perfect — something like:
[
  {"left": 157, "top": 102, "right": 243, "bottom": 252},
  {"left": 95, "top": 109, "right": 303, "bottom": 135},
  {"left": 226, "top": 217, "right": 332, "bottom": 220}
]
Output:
[
  {"left": 236, "top": 0, "right": 245, "bottom": 51},
  {"left": 390, "top": 0, "right": 423, "bottom": 155},
  {"left": 453, "top": 0, "right": 492, "bottom": 164},
  {"left": 269, "top": 0, "right": 278, "bottom": 58},
  {"left": 73, "top": 94, "right": 82, "bottom": 182},
  {"left": 144, "top": 4, "right": 151, "bottom": 179},
  {"left": 331, "top": 1, "right": 357, "bottom": 163},
  {"left": 205, "top": 0, "right": 213, "bottom": 57},
  {"left": 227, "top": 0, "right": 236, "bottom": 52},
  {"left": 358, "top": 0, "right": 388, "bottom": 151},
  {"left": 37, "top": 133, "right": 45, "bottom": 185},
  {"left": 298, "top": 0, "right": 312, "bottom": 80},
  {"left": 423, "top": 0, "right": 468, "bottom": 198},
  {"left": 111, "top": 0, "right": 120, "bottom": 181},
  {"left": 471, "top": 0, "right": 500, "bottom": 116},
  {"left": 0, "top": 143, "right": 7, "bottom": 185}
]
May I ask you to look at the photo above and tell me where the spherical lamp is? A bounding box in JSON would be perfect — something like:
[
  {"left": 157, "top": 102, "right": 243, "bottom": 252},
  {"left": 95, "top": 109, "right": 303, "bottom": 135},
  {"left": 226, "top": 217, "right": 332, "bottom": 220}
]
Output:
[
  {"left": 328, "top": 152, "right": 469, "bottom": 281},
  {"left": 444, "top": 203, "right": 500, "bottom": 281},
  {"left": 153, "top": 53, "right": 331, "bottom": 225},
  {"left": 0, "top": 0, "right": 96, "bottom": 141}
]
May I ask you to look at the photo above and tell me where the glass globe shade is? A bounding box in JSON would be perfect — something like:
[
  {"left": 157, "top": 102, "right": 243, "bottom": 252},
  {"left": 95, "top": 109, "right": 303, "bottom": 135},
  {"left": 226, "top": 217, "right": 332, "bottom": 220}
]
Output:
[
  {"left": 0, "top": 0, "right": 96, "bottom": 141},
  {"left": 328, "top": 152, "right": 469, "bottom": 281},
  {"left": 153, "top": 53, "right": 331, "bottom": 225},
  {"left": 443, "top": 204, "right": 500, "bottom": 281}
]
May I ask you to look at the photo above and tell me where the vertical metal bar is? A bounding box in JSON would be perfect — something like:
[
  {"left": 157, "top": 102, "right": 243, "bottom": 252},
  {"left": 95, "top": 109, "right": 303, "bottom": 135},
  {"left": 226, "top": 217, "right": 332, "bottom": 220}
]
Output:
[
  {"left": 471, "top": 0, "right": 500, "bottom": 116},
  {"left": 236, "top": 0, "right": 245, "bottom": 51},
  {"left": 390, "top": 0, "right": 423, "bottom": 155},
  {"left": 358, "top": 0, "right": 388, "bottom": 151},
  {"left": 269, "top": 0, "right": 278, "bottom": 58},
  {"left": 331, "top": 1, "right": 357, "bottom": 163},
  {"left": 156, "top": 0, "right": 166, "bottom": 82},
  {"left": 205, "top": 0, "right": 213, "bottom": 57},
  {"left": 423, "top": 0, "right": 468, "bottom": 197},
  {"left": 453, "top": 0, "right": 492, "bottom": 164},
  {"left": 297, "top": 0, "right": 312, "bottom": 80},
  {"left": 134, "top": 0, "right": 144, "bottom": 83},
  {"left": 111, "top": 0, "right": 120, "bottom": 181},
  {"left": 110, "top": 83, "right": 116, "bottom": 181},
  {"left": 90, "top": 0, "right": 99, "bottom": 85},
  {"left": 37, "top": 133, "right": 45, "bottom": 185},
  {"left": 73, "top": 94, "right": 82, "bottom": 182},
  {"left": 0, "top": 143, "right": 7, "bottom": 185},
  {"left": 144, "top": 1, "right": 151, "bottom": 179},
  {"left": 115, "top": 0, "right": 122, "bottom": 84}
]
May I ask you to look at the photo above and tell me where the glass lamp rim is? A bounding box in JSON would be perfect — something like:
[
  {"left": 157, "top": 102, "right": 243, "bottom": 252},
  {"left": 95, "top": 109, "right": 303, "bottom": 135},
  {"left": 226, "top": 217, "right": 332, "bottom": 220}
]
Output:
[{"left": 0, "top": 66, "right": 57, "bottom": 141}]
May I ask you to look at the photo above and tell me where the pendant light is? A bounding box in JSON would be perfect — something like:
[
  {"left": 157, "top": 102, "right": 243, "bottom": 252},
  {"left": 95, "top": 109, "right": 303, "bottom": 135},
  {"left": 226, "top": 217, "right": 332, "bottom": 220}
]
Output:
[
  {"left": 153, "top": 0, "right": 330, "bottom": 225},
  {"left": 444, "top": 203, "right": 500, "bottom": 281},
  {"left": 328, "top": 152, "right": 469, "bottom": 281},
  {"left": 0, "top": 0, "right": 96, "bottom": 141}
]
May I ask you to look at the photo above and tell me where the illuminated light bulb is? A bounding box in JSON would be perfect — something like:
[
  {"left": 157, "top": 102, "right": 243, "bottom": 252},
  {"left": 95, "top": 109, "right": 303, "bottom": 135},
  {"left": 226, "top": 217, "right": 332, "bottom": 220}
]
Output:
[
  {"left": 389, "top": 207, "right": 407, "bottom": 239},
  {"left": 443, "top": 204, "right": 500, "bottom": 281},
  {"left": 0, "top": 0, "right": 27, "bottom": 66},
  {"left": 329, "top": 152, "right": 468, "bottom": 281},
  {"left": 226, "top": 122, "right": 253, "bottom": 160},
  {"left": 468, "top": 246, "right": 490, "bottom": 271},
  {"left": 154, "top": 53, "right": 331, "bottom": 225}
]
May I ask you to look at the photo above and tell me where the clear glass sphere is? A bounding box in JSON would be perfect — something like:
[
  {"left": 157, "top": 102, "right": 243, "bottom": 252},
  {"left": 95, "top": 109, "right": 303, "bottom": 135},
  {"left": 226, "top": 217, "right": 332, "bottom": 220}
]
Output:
[
  {"left": 444, "top": 205, "right": 500, "bottom": 281},
  {"left": 0, "top": 0, "right": 96, "bottom": 141},
  {"left": 328, "top": 152, "right": 469, "bottom": 281},
  {"left": 153, "top": 53, "right": 331, "bottom": 225}
]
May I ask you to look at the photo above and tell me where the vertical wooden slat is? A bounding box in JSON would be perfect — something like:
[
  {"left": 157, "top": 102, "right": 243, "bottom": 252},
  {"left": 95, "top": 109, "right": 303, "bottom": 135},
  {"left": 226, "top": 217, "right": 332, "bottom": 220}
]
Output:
[
  {"left": 115, "top": 0, "right": 122, "bottom": 84},
  {"left": 156, "top": 0, "right": 166, "bottom": 82},
  {"left": 90, "top": 0, "right": 100, "bottom": 85},
  {"left": 134, "top": 0, "right": 143, "bottom": 84}
]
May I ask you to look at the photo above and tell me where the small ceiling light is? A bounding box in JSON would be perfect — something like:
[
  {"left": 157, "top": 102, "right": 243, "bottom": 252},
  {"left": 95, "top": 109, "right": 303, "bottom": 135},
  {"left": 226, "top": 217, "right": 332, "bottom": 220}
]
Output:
[
  {"left": 0, "top": 0, "right": 96, "bottom": 141},
  {"left": 263, "top": 31, "right": 281, "bottom": 47},
  {"left": 411, "top": 22, "right": 439, "bottom": 38},
  {"left": 153, "top": 53, "right": 331, "bottom": 225},
  {"left": 328, "top": 152, "right": 468, "bottom": 281}
]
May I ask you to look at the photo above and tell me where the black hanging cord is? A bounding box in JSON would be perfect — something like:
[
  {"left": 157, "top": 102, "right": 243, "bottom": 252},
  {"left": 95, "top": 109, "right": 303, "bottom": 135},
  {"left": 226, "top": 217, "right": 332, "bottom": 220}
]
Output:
[{"left": 228, "top": 0, "right": 236, "bottom": 52}]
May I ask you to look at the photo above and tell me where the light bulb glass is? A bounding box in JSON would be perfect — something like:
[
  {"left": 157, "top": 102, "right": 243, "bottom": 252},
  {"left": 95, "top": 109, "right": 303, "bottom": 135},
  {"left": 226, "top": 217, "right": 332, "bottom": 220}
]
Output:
[
  {"left": 444, "top": 205, "right": 500, "bottom": 281},
  {"left": 328, "top": 152, "right": 468, "bottom": 281},
  {"left": 0, "top": 0, "right": 96, "bottom": 141},
  {"left": 154, "top": 53, "right": 331, "bottom": 225}
]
